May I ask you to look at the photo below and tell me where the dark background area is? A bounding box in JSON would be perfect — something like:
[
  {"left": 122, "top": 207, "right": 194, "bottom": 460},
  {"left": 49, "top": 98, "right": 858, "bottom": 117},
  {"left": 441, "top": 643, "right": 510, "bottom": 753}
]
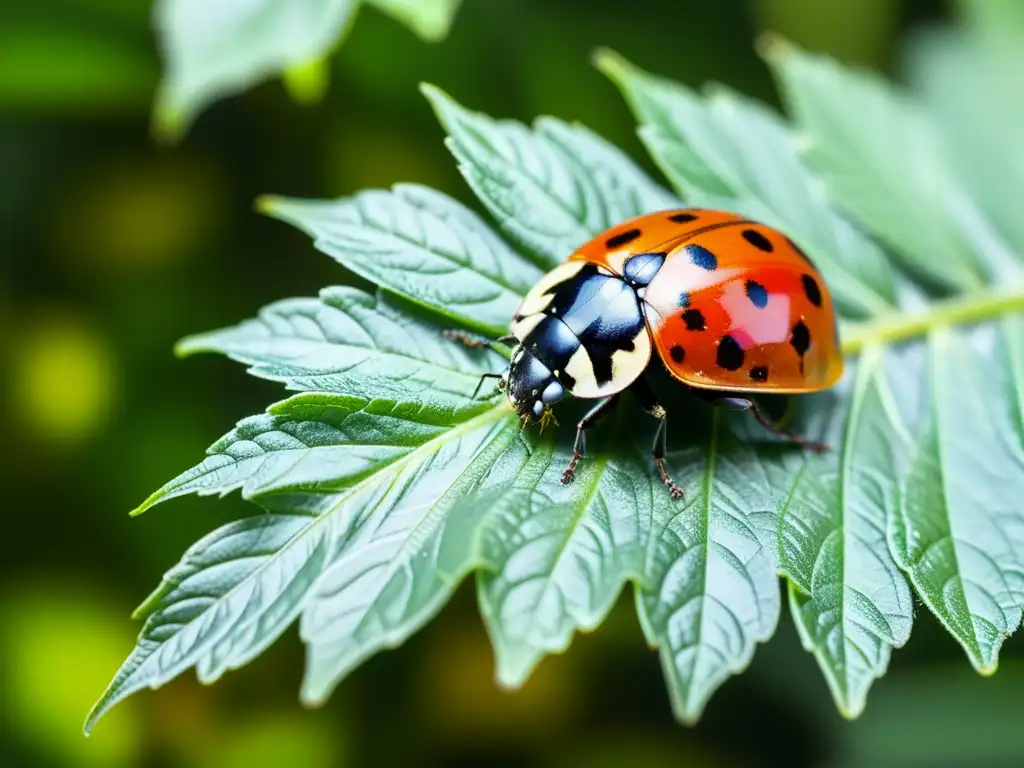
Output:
[{"left": 4, "top": 1, "right": 1023, "bottom": 766}]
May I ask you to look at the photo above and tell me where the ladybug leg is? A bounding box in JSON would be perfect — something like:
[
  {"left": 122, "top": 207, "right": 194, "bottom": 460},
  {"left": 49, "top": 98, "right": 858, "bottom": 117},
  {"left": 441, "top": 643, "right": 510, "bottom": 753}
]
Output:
[
  {"left": 709, "top": 395, "right": 829, "bottom": 453},
  {"left": 629, "top": 376, "right": 684, "bottom": 500},
  {"left": 561, "top": 395, "right": 620, "bottom": 485},
  {"left": 471, "top": 372, "right": 505, "bottom": 399},
  {"left": 442, "top": 329, "right": 516, "bottom": 352}
]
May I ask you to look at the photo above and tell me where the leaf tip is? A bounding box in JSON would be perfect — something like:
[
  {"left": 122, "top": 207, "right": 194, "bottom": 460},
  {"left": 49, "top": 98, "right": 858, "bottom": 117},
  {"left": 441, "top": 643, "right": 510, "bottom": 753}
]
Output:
[
  {"left": 254, "top": 195, "right": 283, "bottom": 217},
  {"left": 755, "top": 31, "right": 791, "bottom": 63},
  {"left": 282, "top": 56, "right": 331, "bottom": 105},
  {"left": 298, "top": 680, "right": 332, "bottom": 709},
  {"left": 591, "top": 47, "right": 632, "bottom": 83},
  {"left": 173, "top": 335, "right": 203, "bottom": 359},
  {"left": 492, "top": 648, "right": 543, "bottom": 692},
  {"left": 837, "top": 700, "right": 865, "bottom": 720},
  {"left": 83, "top": 691, "right": 113, "bottom": 738},
  {"left": 419, "top": 81, "right": 455, "bottom": 118},
  {"left": 151, "top": 91, "right": 189, "bottom": 146},
  {"left": 129, "top": 491, "right": 163, "bottom": 517}
]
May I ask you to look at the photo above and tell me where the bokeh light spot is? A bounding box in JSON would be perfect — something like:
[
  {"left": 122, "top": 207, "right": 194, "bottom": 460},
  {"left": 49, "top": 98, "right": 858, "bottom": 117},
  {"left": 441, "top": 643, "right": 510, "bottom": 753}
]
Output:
[{"left": 11, "top": 312, "right": 117, "bottom": 444}]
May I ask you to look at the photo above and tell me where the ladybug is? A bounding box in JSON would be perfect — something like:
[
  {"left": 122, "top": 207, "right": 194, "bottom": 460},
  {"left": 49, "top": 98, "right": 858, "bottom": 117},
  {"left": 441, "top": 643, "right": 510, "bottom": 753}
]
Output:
[{"left": 452, "top": 208, "right": 843, "bottom": 499}]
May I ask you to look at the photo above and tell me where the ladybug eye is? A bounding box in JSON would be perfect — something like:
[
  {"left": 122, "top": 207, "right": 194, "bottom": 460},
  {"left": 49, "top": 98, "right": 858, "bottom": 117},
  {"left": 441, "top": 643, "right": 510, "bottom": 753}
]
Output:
[
  {"left": 541, "top": 380, "right": 564, "bottom": 405},
  {"left": 532, "top": 400, "right": 544, "bottom": 419}
]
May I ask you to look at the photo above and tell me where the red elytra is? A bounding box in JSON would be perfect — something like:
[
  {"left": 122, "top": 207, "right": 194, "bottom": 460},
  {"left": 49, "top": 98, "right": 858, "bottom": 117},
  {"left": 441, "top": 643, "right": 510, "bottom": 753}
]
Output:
[{"left": 568, "top": 208, "right": 844, "bottom": 394}]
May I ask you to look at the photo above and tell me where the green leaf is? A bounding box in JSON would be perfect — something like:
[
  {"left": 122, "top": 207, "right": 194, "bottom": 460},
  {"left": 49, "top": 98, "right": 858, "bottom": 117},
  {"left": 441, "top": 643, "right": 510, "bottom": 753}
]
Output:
[
  {"left": 152, "top": 0, "right": 359, "bottom": 139},
  {"left": 366, "top": 0, "right": 462, "bottom": 41},
  {"left": 260, "top": 184, "right": 540, "bottom": 338},
  {"left": 422, "top": 83, "right": 677, "bottom": 269},
  {"left": 763, "top": 38, "right": 987, "bottom": 292},
  {"left": 596, "top": 50, "right": 895, "bottom": 319},
  {"left": 298, "top": 416, "right": 527, "bottom": 704},
  {"left": 93, "top": 43, "right": 1024, "bottom": 734},
  {"left": 176, "top": 287, "right": 490, "bottom": 405},
  {"left": 598, "top": 48, "right": 922, "bottom": 716},
  {"left": 85, "top": 512, "right": 331, "bottom": 735},
  {"left": 89, "top": 379, "right": 524, "bottom": 732},
  {"left": 891, "top": 325, "right": 1024, "bottom": 672},
  {"left": 131, "top": 392, "right": 493, "bottom": 513},
  {"left": 637, "top": 412, "right": 783, "bottom": 723},
  {"left": 956, "top": 0, "right": 1024, "bottom": 41},
  {"left": 475, "top": 420, "right": 653, "bottom": 687},
  {"left": 780, "top": 345, "right": 914, "bottom": 718},
  {"left": 905, "top": 27, "right": 1024, "bottom": 258}
]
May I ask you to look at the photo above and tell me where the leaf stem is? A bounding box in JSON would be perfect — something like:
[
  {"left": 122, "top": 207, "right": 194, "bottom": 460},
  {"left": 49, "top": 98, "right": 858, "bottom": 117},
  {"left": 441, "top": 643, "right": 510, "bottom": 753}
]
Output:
[{"left": 841, "top": 287, "right": 1024, "bottom": 356}]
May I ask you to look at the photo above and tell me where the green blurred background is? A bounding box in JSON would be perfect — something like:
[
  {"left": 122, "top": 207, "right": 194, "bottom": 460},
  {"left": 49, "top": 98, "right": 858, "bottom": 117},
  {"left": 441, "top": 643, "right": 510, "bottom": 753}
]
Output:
[{"left": 3, "top": 1, "right": 1022, "bottom": 766}]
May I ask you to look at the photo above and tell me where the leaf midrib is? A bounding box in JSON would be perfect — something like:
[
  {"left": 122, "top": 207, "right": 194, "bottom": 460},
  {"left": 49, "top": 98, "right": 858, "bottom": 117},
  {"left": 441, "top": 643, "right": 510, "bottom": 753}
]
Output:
[
  {"left": 928, "top": 329, "right": 983, "bottom": 662},
  {"left": 841, "top": 286, "right": 1024, "bottom": 356},
  {"left": 830, "top": 343, "right": 878, "bottom": 701},
  {"left": 516, "top": 437, "right": 613, "bottom": 645},
  {"left": 686, "top": 408, "right": 718, "bottom": 714},
  {"left": 321, "top": 418, "right": 517, "bottom": 646},
  {"left": 136, "top": 403, "right": 514, "bottom": 639}
]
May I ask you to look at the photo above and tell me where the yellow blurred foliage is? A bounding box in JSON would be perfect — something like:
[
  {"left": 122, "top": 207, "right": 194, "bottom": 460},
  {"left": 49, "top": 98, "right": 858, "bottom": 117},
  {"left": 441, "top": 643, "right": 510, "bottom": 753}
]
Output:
[
  {"left": 192, "top": 710, "right": 346, "bottom": 768},
  {"left": 0, "top": 580, "right": 141, "bottom": 767},
  {"left": 416, "top": 619, "right": 578, "bottom": 745},
  {"left": 755, "top": 0, "right": 898, "bottom": 65},
  {"left": 10, "top": 311, "right": 116, "bottom": 444},
  {"left": 52, "top": 156, "right": 224, "bottom": 273}
]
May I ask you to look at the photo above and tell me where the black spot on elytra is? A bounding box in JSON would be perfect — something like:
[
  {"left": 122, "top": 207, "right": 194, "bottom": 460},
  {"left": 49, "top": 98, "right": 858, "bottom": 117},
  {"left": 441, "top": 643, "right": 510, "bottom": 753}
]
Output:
[
  {"left": 669, "top": 345, "right": 685, "bottom": 363},
  {"left": 749, "top": 365, "right": 768, "bottom": 382},
  {"left": 686, "top": 244, "right": 718, "bottom": 271},
  {"left": 802, "top": 274, "right": 822, "bottom": 307},
  {"left": 791, "top": 320, "right": 811, "bottom": 357},
  {"left": 717, "top": 335, "right": 744, "bottom": 371},
  {"left": 605, "top": 228, "right": 642, "bottom": 249},
  {"left": 745, "top": 280, "right": 768, "bottom": 309},
  {"left": 742, "top": 229, "right": 773, "bottom": 252},
  {"left": 678, "top": 291, "right": 691, "bottom": 308},
  {"left": 788, "top": 237, "right": 816, "bottom": 268},
  {"left": 669, "top": 212, "right": 699, "bottom": 224},
  {"left": 682, "top": 309, "right": 706, "bottom": 331}
]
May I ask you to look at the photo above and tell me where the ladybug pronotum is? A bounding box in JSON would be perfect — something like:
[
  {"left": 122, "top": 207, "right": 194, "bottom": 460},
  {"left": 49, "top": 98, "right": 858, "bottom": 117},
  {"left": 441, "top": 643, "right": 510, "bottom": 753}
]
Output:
[{"left": 457, "top": 208, "right": 844, "bottom": 499}]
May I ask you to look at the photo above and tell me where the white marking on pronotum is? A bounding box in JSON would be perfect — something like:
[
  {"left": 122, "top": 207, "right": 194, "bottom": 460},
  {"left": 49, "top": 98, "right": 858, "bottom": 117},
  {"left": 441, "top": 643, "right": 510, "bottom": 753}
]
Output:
[
  {"left": 510, "top": 312, "right": 544, "bottom": 341},
  {"left": 516, "top": 261, "right": 586, "bottom": 318}
]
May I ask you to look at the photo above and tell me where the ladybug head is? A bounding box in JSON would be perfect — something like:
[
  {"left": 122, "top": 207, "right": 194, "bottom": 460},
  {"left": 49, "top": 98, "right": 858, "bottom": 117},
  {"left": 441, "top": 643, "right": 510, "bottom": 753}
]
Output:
[{"left": 504, "top": 348, "right": 565, "bottom": 425}]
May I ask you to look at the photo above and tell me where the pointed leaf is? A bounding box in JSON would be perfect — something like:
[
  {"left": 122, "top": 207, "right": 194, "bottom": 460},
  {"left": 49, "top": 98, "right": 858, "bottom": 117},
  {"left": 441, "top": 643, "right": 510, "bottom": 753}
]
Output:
[
  {"left": 176, "top": 287, "right": 490, "bottom": 406},
  {"left": 85, "top": 512, "right": 331, "bottom": 734},
  {"left": 475, "top": 421, "right": 654, "bottom": 686},
  {"left": 153, "top": 0, "right": 358, "bottom": 139},
  {"left": 637, "top": 412, "right": 782, "bottom": 722},
  {"left": 596, "top": 50, "right": 894, "bottom": 319},
  {"left": 764, "top": 39, "right": 986, "bottom": 291},
  {"left": 906, "top": 29, "right": 1024, "bottom": 257},
  {"left": 780, "top": 345, "right": 914, "bottom": 718},
  {"left": 261, "top": 184, "right": 539, "bottom": 338},
  {"left": 891, "top": 325, "right": 1024, "bottom": 671},
  {"left": 299, "top": 420, "right": 526, "bottom": 703},
  {"left": 422, "top": 83, "right": 677, "bottom": 268},
  {"left": 91, "top": 390, "right": 522, "bottom": 730},
  {"left": 132, "top": 392, "right": 499, "bottom": 514},
  {"left": 366, "top": 0, "right": 462, "bottom": 41}
]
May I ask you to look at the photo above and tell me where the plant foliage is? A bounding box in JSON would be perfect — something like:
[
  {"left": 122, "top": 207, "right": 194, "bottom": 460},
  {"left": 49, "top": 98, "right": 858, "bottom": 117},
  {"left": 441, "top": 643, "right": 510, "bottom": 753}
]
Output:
[
  {"left": 88, "top": 18, "right": 1024, "bottom": 733},
  {"left": 152, "top": 0, "right": 463, "bottom": 139}
]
